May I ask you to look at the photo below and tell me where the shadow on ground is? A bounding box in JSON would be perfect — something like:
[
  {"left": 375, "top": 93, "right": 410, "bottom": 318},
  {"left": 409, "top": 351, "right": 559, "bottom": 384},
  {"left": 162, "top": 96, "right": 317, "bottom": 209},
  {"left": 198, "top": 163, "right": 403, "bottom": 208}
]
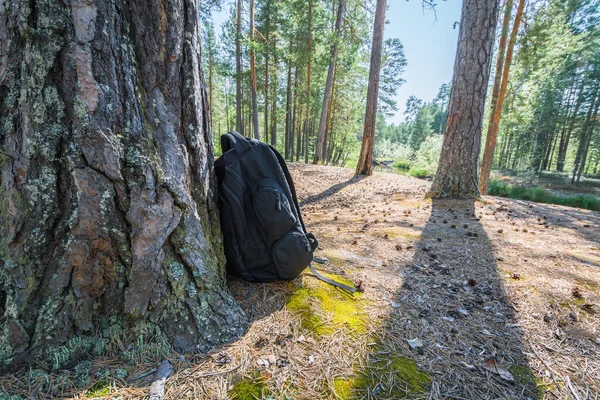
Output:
[
  {"left": 301, "top": 175, "right": 366, "bottom": 206},
  {"left": 354, "top": 199, "right": 540, "bottom": 399}
]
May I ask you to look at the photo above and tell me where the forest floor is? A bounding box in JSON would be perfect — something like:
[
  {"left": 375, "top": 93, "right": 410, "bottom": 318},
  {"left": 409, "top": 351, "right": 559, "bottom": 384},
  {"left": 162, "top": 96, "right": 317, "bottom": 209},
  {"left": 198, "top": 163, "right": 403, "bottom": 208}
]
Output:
[{"left": 2, "top": 164, "right": 600, "bottom": 400}]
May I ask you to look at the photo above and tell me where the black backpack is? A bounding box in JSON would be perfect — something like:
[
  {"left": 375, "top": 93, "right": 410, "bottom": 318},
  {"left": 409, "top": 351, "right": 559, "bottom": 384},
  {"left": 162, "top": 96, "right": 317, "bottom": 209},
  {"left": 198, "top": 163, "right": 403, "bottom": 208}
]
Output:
[{"left": 215, "top": 131, "right": 357, "bottom": 292}]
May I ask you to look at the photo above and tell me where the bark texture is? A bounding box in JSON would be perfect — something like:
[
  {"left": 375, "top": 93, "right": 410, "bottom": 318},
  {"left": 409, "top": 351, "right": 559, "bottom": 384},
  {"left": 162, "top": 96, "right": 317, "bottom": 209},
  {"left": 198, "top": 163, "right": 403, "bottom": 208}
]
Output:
[
  {"left": 0, "top": 0, "right": 247, "bottom": 371},
  {"left": 355, "top": 0, "right": 386, "bottom": 176},
  {"left": 427, "top": 0, "right": 500, "bottom": 198}
]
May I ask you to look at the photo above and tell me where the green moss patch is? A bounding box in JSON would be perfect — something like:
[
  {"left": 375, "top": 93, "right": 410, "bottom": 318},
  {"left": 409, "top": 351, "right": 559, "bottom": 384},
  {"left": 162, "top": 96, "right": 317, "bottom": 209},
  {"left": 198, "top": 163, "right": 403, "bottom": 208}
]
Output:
[
  {"left": 332, "top": 378, "right": 355, "bottom": 399},
  {"left": 286, "top": 273, "right": 366, "bottom": 336},
  {"left": 510, "top": 364, "right": 545, "bottom": 399},
  {"left": 229, "top": 377, "right": 269, "bottom": 400},
  {"left": 353, "top": 353, "right": 430, "bottom": 398}
]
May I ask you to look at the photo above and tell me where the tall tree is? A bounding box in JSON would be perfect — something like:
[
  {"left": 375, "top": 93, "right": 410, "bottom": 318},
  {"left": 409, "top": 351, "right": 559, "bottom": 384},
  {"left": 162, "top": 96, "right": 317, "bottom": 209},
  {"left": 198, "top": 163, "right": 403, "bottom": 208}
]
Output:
[
  {"left": 305, "top": 0, "right": 313, "bottom": 164},
  {"left": 236, "top": 0, "right": 244, "bottom": 133},
  {"left": 0, "top": 0, "right": 247, "bottom": 371},
  {"left": 315, "top": 0, "right": 345, "bottom": 164},
  {"left": 285, "top": 44, "right": 293, "bottom": 159},
  {"left": 427, "top": 0, "right": 500, "bottom": 198},
  {"left": 249, "top": 0, "right": 260, "bottom": 139},
  {"left": 356, "top": 0, "right": 387, "bottom": 175},
  {"left": 479, "top": 0, "right": 525, "bottom": 194}
]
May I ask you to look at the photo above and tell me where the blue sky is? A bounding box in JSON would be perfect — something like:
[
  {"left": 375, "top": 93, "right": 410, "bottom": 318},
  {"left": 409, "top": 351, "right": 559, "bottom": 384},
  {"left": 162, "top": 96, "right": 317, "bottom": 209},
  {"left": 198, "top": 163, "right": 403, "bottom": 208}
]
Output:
[
  {"left": 384, "top": 0, "right": 462, "bottom": 123},
  {"left": 212, "top": 1, "right": 462, "bottom": 124}
]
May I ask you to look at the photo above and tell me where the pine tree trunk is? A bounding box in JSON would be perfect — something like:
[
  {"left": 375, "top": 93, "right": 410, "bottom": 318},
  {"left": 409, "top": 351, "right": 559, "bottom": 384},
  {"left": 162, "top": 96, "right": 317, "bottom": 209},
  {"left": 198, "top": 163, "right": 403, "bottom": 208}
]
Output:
[
  {"left": 236, "top": 0, "right": 244, "bottom": 134},
  {"left": 315, "top": 0, "right": 344, "bottom": 164},
  {"left": 249, "top": 0, "right": 260, "bottom": 140},
  {"left": 356, "top": 0, "right": 387, "bottom": 176},
  {"left": 0, "top": 0, "right": 246, "bottom": 371},
  {"left": 427, "top": 0, "right": 500, "bottom": 198},
  {"left": 291, "top": 67, "right": 298, "bottom": 161},
  {"left": 479, "top": 0, "right": 524, "bottom": 193},
  {"left": 271, "top": 36, "right": 278, "bottom": 147},
  {"left": 572, "top": 85, "right": 600, "bottom": 184},
  {"left": 285, "top": 45, "right": 293, "bottom": 160},
  {"left": 478, "top": 0, "right": 513, "bottom": 189},
  {"left": 323, "top": 67, "right": 337, "bottom": 165},
  {"left": 557, "top": 80, "right": 585, "bottom": 172},
  {"left": 304, "top": 1, "right": 312, "bottom": 164},
  {"left": 296, "top": 103, "right": 302, "bottom": 161},
  {"left": 226, "top": 79, "right": 231, "bottom": 131},
  {"left": 264, "top": 13, "right": 270, "bottom": 144},
  {"left": 209, "top": 38, "right": 215, "bottom": 134}
]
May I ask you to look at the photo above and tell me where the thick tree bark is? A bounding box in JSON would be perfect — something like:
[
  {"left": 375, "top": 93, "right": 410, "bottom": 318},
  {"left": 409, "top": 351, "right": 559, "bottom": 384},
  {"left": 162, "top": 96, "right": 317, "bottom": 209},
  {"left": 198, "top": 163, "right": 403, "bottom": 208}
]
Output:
[
  {"left": 0, "top": 0, "right": 247, "bottom": 371},
  {"left": 305, "top": 1, "right": 313, "bottom": 164},
  {"left": 356, "top": 0, "right": 387, "bottom": 176},
  {"left": 236, "top": 0, "right": 244, "bottom": 134},
  {"left": 249, "top": 0, "right": 259, "bottom": 140},
  {"left": 478, "top": 0, "right": 517, "bottom": 193},
  {"left": 427, "top": 0, "right": 500, "bottom": 198},
  {"left": 315, "top": 0, "right": 344, "bottom": 164}
]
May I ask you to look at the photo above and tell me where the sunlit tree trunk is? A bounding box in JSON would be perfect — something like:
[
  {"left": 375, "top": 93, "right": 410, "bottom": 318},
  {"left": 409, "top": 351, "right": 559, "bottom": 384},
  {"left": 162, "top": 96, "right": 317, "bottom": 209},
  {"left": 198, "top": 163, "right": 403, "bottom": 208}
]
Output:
[
  {"left": 271, "top": 35, "right": 278, "bottom": 147},
  {"left": 557, "top": 79, "right": 585, "bottom": 172},
  {"left": 285, "top": 42, "right": 293, "bottom": 159},
  {"left": 315, "top": 0, "right": 344, "bottom": 164},
  {"left": 249, "top": 0, "right": 260, "bottom": 140},
  {"left": 236, "top": 0, "right": 244, "bottom": 133},
  {"left": 0, "top": 0, "right": 247, "bottom": 371},
  {"left": 427, "top": 0, "right": 500, "bottom": 198},
  {"left": 304, "top": 0, "right": 313, "bottom": 164},
  {"left": 479, "top": 0, "right": 524, "bottom": 193},
  {"left": 356, "top": 0, "right": 387, "bottom": 176}
]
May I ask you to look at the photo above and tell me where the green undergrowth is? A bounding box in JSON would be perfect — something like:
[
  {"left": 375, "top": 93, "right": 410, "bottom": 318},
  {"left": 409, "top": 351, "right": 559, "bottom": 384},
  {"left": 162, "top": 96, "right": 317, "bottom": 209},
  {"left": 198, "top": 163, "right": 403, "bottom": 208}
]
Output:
[
  {"left": 229, "top": 376, "right": 270, "bottom": 400},
  {"left": 488, "top": 180, "right": 600, "bottom": 211},
  {"left": 286, "top": 272, "right": 366, "bottom": 336},
  {"left": 333, "top": 351, "right": 430, "bottom": 399}
]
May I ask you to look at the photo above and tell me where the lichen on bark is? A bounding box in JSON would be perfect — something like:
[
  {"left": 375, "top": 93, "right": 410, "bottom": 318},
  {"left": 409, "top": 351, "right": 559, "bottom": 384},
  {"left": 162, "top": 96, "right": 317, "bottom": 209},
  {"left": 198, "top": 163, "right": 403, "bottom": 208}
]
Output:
[{"left": 0, "top": 0, "right": 247, "bottom": 371}]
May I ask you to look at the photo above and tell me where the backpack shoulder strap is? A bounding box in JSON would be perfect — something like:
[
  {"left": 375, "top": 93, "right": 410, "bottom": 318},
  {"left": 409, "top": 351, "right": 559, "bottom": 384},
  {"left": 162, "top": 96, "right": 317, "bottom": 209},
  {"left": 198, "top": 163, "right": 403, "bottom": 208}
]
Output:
[
  {"left": 268, "top": 145, "right": 308, "bottom": 233},
  {"left": 309, "top": 264, "right": 358, "bottom": 293}
]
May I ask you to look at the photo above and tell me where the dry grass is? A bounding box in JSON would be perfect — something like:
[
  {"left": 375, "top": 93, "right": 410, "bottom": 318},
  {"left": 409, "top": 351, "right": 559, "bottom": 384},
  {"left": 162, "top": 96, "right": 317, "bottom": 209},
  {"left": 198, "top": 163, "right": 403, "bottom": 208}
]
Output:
[{"left": 1, "top": 164, "right": 599, "bottom": 399}]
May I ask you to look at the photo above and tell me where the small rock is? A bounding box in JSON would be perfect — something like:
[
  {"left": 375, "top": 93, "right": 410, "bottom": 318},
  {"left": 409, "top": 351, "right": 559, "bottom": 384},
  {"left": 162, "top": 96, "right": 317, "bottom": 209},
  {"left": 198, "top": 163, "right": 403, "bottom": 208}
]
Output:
[
  {"left": 266, "top": 354, "right": 277, "bottom": 365},
  {"left": 407, "top": 338, "right": 423, "bottom": 349},
  {"left": 569, "top": 311, "right": 578, "bottom": 322}
]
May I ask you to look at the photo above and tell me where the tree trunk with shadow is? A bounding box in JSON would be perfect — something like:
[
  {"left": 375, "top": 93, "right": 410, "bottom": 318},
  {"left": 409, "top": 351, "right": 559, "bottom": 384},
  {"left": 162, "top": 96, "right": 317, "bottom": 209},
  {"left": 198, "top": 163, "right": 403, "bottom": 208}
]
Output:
[
  {"left": 427, "top": 0, "right": 499, "bottom": 198},
  {"left": 0, "top": 0, "right": 247, "bottom": 371}
]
